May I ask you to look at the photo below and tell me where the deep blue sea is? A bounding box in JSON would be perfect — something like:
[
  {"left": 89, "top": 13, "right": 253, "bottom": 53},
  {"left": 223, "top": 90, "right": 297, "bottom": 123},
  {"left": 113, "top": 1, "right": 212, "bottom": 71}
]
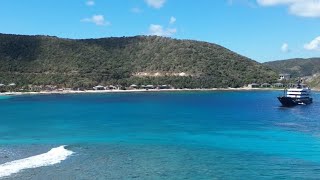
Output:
[{"left": 1, "top": 91, "right": 320, "bottom": 179}]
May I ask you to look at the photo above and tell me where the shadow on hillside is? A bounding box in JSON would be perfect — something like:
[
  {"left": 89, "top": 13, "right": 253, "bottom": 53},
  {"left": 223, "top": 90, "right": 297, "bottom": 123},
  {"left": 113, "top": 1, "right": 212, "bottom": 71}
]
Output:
[{"left": 0, "top": 34, "right": 42, "bottom": 62}]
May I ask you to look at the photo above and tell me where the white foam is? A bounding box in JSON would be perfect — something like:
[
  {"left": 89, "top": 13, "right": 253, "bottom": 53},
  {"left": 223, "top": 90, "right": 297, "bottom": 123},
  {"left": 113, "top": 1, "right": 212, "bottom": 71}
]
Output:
[{"left": 0, "top": 145, "right": 73, "bottom": 178}]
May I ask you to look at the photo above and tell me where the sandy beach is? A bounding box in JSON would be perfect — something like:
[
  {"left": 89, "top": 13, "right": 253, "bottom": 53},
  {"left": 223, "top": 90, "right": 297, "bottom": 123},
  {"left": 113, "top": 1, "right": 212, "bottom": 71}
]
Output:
[{"left": 0, "top": 87, "right": 284, "bottom": 96}]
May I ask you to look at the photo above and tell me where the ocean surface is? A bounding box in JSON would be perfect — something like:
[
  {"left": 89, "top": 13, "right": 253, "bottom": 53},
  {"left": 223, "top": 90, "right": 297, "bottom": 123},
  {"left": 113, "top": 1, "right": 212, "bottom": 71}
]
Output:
[{"left": 0, "top": 91, "right": 320, "bottom": 179}]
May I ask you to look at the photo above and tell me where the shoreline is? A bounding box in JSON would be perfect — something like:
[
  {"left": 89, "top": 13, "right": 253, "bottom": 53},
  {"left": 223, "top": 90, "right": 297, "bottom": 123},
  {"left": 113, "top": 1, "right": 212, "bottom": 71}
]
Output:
[{"left": 0, "top": 87, "right": 284, "bottom": 96}]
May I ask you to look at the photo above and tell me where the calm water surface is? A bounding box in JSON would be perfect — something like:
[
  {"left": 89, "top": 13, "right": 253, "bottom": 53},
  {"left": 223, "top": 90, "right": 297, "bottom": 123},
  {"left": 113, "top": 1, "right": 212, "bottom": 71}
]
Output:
[{"left": 0, "top": 91, "right": 320, "bottom": 179}]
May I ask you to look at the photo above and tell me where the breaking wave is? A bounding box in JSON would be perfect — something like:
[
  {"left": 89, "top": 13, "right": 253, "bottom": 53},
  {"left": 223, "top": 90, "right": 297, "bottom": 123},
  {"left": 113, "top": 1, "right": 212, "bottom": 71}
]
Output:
[{"left": 0, "top": 146, "right": 73, "bottom": 178}]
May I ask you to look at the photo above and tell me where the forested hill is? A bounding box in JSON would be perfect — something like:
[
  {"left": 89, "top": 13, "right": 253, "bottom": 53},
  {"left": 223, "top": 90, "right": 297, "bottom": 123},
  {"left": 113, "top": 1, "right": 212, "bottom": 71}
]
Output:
[
  {"left": 264, "top": 58, "right": 320, "bottom": 77},
  {"left": 0, "top": 33, "right": 277, "bottom": 89}
]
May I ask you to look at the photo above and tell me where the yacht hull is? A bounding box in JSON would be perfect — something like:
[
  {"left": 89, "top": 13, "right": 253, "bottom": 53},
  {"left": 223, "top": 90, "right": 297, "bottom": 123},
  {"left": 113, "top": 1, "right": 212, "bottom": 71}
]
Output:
[{"left": 278, "top": 97, "right": 313, "bottom": 107}]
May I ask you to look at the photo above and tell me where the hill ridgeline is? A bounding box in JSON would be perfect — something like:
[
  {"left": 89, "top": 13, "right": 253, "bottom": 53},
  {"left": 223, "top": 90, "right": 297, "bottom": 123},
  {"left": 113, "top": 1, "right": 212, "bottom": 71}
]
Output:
[
  {"left": 264, "top": 58, "right": 320, "bottom": 88},
  {"left": 264, "top": 58, "right": 320, "bottom": 78},
  {"left": 0, "top": 33, "right": 277, "bottom": 89}
]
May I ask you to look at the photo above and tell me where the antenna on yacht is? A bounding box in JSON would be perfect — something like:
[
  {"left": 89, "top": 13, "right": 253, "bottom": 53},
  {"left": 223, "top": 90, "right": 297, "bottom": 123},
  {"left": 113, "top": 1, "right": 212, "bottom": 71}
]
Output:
[
  {"left": 283, "top": 87, "right": 287, "bottom": 97},
  {"left": 296, "top": 78, "right": 302, "bottom": 88}
]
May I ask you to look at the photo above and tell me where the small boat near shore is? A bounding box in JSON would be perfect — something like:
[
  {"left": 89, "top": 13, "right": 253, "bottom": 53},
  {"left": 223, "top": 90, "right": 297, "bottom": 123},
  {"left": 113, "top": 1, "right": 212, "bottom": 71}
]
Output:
[{"left": 278, "top": 81, "right": 313, "bottom": 107}]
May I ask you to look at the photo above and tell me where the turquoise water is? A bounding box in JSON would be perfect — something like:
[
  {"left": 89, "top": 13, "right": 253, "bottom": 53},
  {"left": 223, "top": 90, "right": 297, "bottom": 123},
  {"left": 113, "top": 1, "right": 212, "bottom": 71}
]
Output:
[
  {"left": 0, "top": 96, "right": 10, "bottom": 100},
  {"left": 1, "top": 91, "right": 320, "bottom": 179}
]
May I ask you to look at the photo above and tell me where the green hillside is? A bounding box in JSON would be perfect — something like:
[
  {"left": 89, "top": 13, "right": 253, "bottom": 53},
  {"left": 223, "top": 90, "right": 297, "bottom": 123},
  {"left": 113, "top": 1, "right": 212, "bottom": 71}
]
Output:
[
  {"left": 0, "top": 33, "right": 277, "bottom": 89},
  {"left": 264, "top": 58, "right": 320, "bottom": 77}
]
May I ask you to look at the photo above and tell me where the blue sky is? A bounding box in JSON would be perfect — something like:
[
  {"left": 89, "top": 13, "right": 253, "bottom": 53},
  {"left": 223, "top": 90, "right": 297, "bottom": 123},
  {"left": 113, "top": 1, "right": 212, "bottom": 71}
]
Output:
[{"left": 0, "top": 0, "right": 319, "bottom": 62}]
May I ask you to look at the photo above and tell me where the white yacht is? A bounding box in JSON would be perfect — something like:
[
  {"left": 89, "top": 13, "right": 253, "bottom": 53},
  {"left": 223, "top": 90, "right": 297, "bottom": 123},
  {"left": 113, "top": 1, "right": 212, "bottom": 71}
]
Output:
[{"left": 277, "top": 81, "right": 312, "bottom": 107}]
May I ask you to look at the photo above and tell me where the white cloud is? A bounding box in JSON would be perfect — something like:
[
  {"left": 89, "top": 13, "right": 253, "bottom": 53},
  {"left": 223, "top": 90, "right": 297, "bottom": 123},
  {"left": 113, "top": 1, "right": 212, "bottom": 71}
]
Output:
[
  {"left": 289, "top": 1, "right": 320, "bottom": 17},
  {"left": 148, "top": 24, "right": 177, "bottom": 36},
  {"left": 145, "top": 0, "right": 166, "bottom": 9},
  {"left": 86, "top": 0, "right": 95, "bottom": 6},
  {"left": 257, "top": 0, "right": 297, "bottom": 6},
  {"left": 169, "top": 16, "right": 176, "bottom": 24},
  {"left": 281, "top": 43, "right": 290, "bottom": 52},
  {"left": 81, "top": 15, "right": 110, "bottom": 26},
  {"left": 304, "top": 36, "right": 320, "bottom": 51},
  {"left": 131, "top": 7, "right": 142, "bottom": 13},
  {"left": 257, "top": 0, "right": 320, "bottom": 17}
]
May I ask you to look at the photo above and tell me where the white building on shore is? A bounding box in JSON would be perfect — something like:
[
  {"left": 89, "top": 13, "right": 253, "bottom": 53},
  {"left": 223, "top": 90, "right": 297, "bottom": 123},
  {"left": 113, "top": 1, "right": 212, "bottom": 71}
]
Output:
[{"left": 279, "top": 73, "right": 291, "bottom": 81}]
